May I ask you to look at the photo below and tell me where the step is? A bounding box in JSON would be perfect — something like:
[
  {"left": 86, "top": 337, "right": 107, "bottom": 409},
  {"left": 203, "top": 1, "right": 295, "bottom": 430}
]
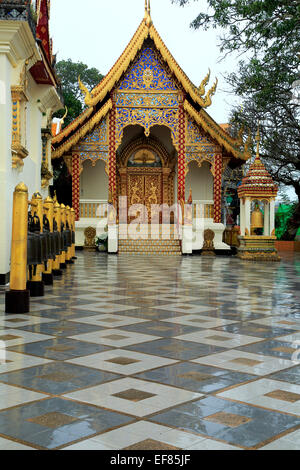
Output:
[
  {"left": 119, "top": 240, "right": 181, "bottom": 246},
  {"left": 119, "top": 247, "right": 181, "bottom": 253},
  {"left": 118, "top": 251, "right": 182, "bottom": 256}
]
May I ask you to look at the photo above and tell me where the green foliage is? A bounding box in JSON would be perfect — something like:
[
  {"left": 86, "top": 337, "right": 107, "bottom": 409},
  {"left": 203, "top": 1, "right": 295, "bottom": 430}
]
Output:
[
  {"left": 275, "top": 204, "right": 297, "bottom": 240},
  {"left": 53, "top": 59, "right": 103, "bottom": 127},
  {"left": 173, "top": 0, "right": 300, "bottom": 232},
  {"left": 51, "top": 59, "right": 103, "bottom": 205}
]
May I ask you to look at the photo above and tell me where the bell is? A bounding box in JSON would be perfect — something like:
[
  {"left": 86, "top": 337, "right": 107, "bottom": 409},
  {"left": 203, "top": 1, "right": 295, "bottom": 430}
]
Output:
[
  {"left": 27, "top": 232, "right": 38, "bottom": 267},
  {"left": 53, "top": 219, "right": 61, "bottom": 256},
  {"left": 40, "top": 232, "right": 49, "bottom": 264},
  {"left": 43, "top": 215, "right": 55, "bottom": 261},
  {"left": 251, "top": 203, "right": 264, "bottom": 230},
  {"left": 27, "top": 212, "right": 42, "bottom": 277},
  {"left": 65, "top": 221, "right": 72, "bottom": 248}
]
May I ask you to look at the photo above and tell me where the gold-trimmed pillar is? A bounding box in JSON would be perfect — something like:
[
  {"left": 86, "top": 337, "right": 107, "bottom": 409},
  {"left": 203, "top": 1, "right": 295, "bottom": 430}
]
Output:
[{"left": 5, "top": 183, "right": 30, "bottom": 314}]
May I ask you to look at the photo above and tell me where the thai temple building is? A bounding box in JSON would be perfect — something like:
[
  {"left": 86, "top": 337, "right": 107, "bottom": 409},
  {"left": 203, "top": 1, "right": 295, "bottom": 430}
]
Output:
[
  {"left": 51, "top": 2, "right": 253, "bottom": 255},
  {"left": 0, "top": 0, "right": 63, "bottom": 284}
]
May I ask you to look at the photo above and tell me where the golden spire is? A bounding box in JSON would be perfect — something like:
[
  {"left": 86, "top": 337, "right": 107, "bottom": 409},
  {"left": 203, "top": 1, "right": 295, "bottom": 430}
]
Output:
[
  {"left": 255, "top": 122, "right": 261, "bottom": 162},
  {"left": 144, "top": 0, "right": 152, "bottom": 27}
]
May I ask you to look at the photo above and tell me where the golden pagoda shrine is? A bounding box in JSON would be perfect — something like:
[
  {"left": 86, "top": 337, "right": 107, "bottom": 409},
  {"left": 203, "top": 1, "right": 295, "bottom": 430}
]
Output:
[
  {"left": 51, "top": 1, "right": 252, "bottom": 255},
  {"left": 237, "top": 127, "right": 280, "bottom": 261}
]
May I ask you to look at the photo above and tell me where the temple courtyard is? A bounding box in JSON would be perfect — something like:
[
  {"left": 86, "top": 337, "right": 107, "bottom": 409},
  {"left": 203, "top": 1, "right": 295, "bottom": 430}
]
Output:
[{"left": 0, "top": 252, "right": 299, "bottom": 451}]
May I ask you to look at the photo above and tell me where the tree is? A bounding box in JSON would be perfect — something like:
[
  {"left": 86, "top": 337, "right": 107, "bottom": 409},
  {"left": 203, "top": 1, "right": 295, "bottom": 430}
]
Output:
[
  {"left": 54, "top": 59, "right": 103, "bottom": 127},
  {"left": 52, "top": 59, "right": 103, "bottom": 204},
  {"left": 172, "top": 0, "right": 300, "bottom": 235}
]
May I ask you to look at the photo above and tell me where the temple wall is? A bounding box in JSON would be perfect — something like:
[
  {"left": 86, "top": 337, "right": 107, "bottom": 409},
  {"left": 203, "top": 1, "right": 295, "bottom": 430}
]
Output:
[
  {"left": 185, "top": 161, "right": 213, "bottom": 201},
  {"left": 0, "top": 54, "right": 13, "bottom": 283},
  {"left": 80, "top": 160, "right": 108, "bottom": 200},
  {"left": 0, "top": 21, "right": 62, "bottom": 283}
]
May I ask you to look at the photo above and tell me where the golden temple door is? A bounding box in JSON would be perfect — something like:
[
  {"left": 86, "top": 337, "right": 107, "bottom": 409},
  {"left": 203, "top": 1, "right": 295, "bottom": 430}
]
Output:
[{"left": 127, "top": 170, "right": 162, "bottom": 223}]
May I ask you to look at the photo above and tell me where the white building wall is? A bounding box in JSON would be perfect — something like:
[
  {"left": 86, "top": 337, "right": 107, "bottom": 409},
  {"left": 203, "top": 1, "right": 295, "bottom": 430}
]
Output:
[
  {"left": 80, "top": 160, "right": 108, "bottom": 200},
  {"left": 0, "top": 21, "right": 62, "bottom": 283},
  {"left": 0, "top": 54, "right": 13, "bottom": 281},
  {"left": 185, "top": 161, "right": 213, "bottom": 201}
]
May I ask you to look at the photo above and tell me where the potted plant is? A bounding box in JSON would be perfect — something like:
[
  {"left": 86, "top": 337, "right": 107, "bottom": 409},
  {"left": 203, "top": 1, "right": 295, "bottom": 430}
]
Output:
[{"left": 95, "top": 231, "right": 108, "bottom": 252}]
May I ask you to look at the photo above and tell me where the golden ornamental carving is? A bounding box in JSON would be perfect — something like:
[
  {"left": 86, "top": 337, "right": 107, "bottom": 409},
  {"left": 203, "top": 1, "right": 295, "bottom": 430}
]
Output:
[
  {"left": 52, "top": 100, "right": 112, "bottom": 160},
  {"left": 148, "top": 181, "right": 158, "bottom": 205},
  {"left": 198, "top": 69, "right": 211, "bottom": 96},
  {"left": 119, "top": 136, "right": 170, "bottom": 168},
  {"left": 143, "top": 68, "right": 154, "bottom": 88},
  {"left": 133, "top": 149, "right": 156, "bottom": 165},
  {"left": 130, "top": 181, "right": 141, "bottom": 205},
  {"left": 84, "top": 226, "right": 96, "bottom": 249}
]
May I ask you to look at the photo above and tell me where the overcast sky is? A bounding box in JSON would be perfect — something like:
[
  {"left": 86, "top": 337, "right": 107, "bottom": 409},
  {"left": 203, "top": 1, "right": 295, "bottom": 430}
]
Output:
[{"left": 50, "top": 0, "right": 241, "bottom": 124}]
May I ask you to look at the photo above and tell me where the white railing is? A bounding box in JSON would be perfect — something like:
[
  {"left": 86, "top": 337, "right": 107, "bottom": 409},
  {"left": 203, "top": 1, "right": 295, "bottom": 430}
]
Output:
[
  {"left": 79, "top": 200, "right": 108, "bottom": 219},
  {"left": 192, "top": 200, "right": 214, "bottom": 219}
]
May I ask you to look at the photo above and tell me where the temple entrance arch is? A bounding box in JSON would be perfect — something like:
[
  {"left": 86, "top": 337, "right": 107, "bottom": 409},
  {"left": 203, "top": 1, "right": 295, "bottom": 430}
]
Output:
[{"left": 117, "top": 126, "right": 176, "bottom": 223}]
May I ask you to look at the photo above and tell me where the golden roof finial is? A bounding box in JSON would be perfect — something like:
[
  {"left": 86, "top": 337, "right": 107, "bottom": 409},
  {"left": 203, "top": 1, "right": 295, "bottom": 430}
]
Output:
[
  {"left": 255, "top": 122, "right": 261, "bottom": 161},
  {"left": 78, "top": 76, "right": 92, "bottom": 106},
  {"left": 61, "top": 106, "right": 68, "bottom": 126},
  {"left": 198, "top": 69, "right": 211, "bottom": 96},
  {"left": 144, "top": 0, "right": 152, "bottom": 27}
]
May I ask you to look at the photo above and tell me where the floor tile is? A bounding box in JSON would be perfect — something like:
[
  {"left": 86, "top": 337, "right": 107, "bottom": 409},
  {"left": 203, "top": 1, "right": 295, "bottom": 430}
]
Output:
[
  {"left": 0, "top": 252, "right": 299, "bottom": 450},
  {"left": 135, "top": 362, "right": 256, "bottom": 394},
  {"left": 66, "top": 349, "right": 178, "bottom": 375},
  {"left": 0, "top": 437, "right": 36, "bottom": 450},
  {"left": 0, "top": 383, "right": 47, "bottom": 410},
  {"left": 64, "top": 378, "right": 202, "bottom": 417},
  {"left": 150, "top": 396, "right": 300, "bottom": 448},
  {"left": 161, "top": 315, "right": 237, "bottom": 329},
  {"left": 70, "top": 314, "right": 147, "bottom": 328},
  {"left": 17, "top": 321, "right": 107, "bottom": 337},
  {"left": 192, "top": 349, "right": 296, "bottom": 376},
  {"left": 217, "top": 378, "right": 300, "bottom": 415},
  {"left": 0, "top": 361, "right": 120, "bottom": 394},
  {"left": 7, "top": 338, "right": 111, "bottom": 361},
  {"left": 68, "top": 328, "right": 159, "bottom": 347},
  {"left": 125, "top": 338, "right": 226, "bottom": 360},
  {"left": 0, "top": 397, "right": 133, "bottom": 449},
  {"left": 175, "top": 329, "right": 263, "bottom": 348}
]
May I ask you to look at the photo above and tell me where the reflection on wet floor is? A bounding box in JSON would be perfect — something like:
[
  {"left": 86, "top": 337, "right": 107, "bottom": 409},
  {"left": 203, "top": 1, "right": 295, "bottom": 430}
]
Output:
[{"left": 0, "top": 251, "right": 299, "bottom": 450}]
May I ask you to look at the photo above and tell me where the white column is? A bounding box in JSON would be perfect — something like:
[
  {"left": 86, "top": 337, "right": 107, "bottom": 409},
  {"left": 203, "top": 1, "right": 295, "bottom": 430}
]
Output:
[
  {"left": 245, "top": 198, "right": 251, "bottom": 235},
  {"left": 264, "top": 202, "right": 270, "bottom": 236},
  {"left": 240, "top": 199, "right": 245, "bottom": 236},
  {"left": 0, "top": 54, "right": 13, "bottom": 282},
  {"left": 269, "top": 200, "right": 275, "bottom": 236}
]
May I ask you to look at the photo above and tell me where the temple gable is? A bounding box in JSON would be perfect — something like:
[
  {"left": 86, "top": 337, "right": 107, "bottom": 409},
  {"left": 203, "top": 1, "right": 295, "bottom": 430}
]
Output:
[{"left": 117, "top": 46, "right": 179, "bottom": 93}]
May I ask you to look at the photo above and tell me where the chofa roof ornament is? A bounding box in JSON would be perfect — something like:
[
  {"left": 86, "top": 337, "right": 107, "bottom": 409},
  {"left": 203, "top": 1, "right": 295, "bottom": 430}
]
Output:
[{"left": 238, "top": 124, "right": 278, "bottom": 199}]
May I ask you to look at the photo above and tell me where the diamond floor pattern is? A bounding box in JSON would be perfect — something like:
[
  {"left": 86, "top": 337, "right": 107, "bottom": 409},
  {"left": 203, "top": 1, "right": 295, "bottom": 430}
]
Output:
[{"left": 0, "top": 251, "right": 299, "bottom": 450}]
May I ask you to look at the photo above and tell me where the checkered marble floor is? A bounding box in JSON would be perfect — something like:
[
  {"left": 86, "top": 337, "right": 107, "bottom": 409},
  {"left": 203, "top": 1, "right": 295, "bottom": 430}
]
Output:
[{"left": 0, "top": 251, "right": 299, "bottom": 450}]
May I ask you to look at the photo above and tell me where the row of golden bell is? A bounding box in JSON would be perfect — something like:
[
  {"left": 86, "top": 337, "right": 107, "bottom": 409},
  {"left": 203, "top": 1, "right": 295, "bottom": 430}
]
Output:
[{"left": 5, "top": 183, "right": 77, "bottom": 314}]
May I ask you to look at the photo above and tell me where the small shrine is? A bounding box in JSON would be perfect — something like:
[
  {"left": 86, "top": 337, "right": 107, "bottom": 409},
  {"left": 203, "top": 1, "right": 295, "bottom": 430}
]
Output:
[
  {"left": 51, "top": 1, "right": 252, "bottom": 255},
  {"left": 237, "top": 127, "right": 280, "bottom": 261}
]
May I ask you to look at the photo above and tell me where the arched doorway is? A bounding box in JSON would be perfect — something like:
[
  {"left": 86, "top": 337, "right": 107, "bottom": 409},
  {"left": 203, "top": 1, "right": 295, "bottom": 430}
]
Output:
[{"left": 117, "top": 131, "right": 175, "bottom": 223}]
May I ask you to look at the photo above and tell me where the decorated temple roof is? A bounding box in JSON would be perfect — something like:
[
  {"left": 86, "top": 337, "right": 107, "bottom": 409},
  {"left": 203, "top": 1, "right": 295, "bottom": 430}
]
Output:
[
  {"left": 52, "top": 3, "right": 251, "bottom": 162},
  {"left": 238, "top": 128, "right": 278, "bottom": 199}
]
